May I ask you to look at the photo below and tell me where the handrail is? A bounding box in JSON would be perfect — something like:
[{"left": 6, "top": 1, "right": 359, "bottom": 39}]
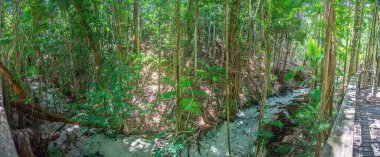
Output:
[
  {"left": 321, "top": 73, "right": 358, "bottom": 157},
  {"left": 356, "top": 70, "right": 376, "bottom": 98},
  {"left": 0, "top": 77, "right": 19, "bottom": 157}
]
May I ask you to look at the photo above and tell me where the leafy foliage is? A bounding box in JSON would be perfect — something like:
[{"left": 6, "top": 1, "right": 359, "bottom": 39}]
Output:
[{"left": 180, "top": 98, "right": 201, "bottom": 115}]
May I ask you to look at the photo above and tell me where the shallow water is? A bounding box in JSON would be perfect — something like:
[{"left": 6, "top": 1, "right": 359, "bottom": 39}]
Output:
[{"left": 183, "top": 88, "right": 308, "bottom": 157}]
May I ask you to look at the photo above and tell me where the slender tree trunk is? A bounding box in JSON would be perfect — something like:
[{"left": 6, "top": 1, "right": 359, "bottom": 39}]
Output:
[
  {"left": 134, "top": 0, "right": 140, "bottom": 54},
  {"left": 158, "top": 3, "right": 162, "bottom": 105},
  {"left": 194, "top": 0, "right": 199, "bottom": 79},
  {"left": 247, "top": 0, "right": 252, "bottom": 57},
  {"left": 348, "top": 0, "right": 363, "bottom": 79},
  {"left": 315, "top": 0, "right": 336, "bottom": 156},
  {"left": 342, "top": 0, "right": 352, "bottom": 98},
  {"left": 175, "top": 0, "right": 182, "bottom": 132},
  {"left": 224, "top": 0, "right": 231, "bottom": 155},
  {"left": 256, "top": 1, "right": 271, "bottom": 156},
  {"left": 230, "top": 0, "right": 239, "bottom": 116},
  {"left": 372, "top": 8, "right": 380, "bottom": 98}
]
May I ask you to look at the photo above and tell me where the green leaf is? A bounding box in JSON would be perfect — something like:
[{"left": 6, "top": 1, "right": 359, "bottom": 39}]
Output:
[
  {"left": 27, "top": 66, "right": 38, "bottom": 75},
  {"left": 195, "top": 69, "right": 206, "bottom": 73},
  {"left": 191, "top": 90, "right": 209, "bottom": 97},
  {"left": 160, "top": 91, "right": 176, "bottom": 100},
  {"left": 212, "top": 76, "right": 223, "bottom": 83},
  {"left": 163, "top": 77, "right": 175, "bottom": 86},
  {"left": 284, "top": 69, "right": 295, "bottom": 82},
  {"left": 0, "top": 36, "right": 14, "bottom": 46},
  {"left": 180, "top": 98, "right": 201, "bottom": 115},
  {"left": 180, "top": 79, "right": 193, "bottom": 88}
]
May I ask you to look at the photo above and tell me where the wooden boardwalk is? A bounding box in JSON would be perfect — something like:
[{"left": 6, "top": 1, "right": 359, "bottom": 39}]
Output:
[
  {"left": 353, "top": 89, "right": 380, "bottom": 157},
  {"left": 322, "top": 72, "right": 380, "bottom": 157},
  {"left": 0, "top": 78, "right": 18, "bottom": 157}
]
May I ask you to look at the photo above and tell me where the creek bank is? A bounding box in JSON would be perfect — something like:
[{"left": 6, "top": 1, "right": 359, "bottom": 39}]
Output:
[{"left": 21, "top": 87, "right": 308, "bottom": 157}]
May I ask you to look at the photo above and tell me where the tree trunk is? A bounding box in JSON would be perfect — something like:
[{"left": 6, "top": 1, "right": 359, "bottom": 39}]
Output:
[
  {"left": 256, "top": 1, "right": 271, "bottom": 156},
  {"left": 194, "top": 0, "right": 199, "bottom": 79},
  {"left": 74, "top": 1, "right": 103, "bottom": 85},
  {"left": 372, "top": 12, "right": 380, "bottom": 98},
  {"left": 224, "top": 0, "right": 231, "bottom": 155},
  {"left": 348, "top": 0, "right": 363, "bottom": 79},
  {"left": 134, "top": 0, "right": 140, "bottom": 54},
  {"left": 175, "top": 0, "right": 182, "bottom": 132},
  {"left": 341, "top": 0, "right": 352, "bottom": 99},
  {"left": 315, "top": 0, "right": 336, "bottom": 156},
  {"left": 230, "top": 0, "right": 239, "bottom": 116}
]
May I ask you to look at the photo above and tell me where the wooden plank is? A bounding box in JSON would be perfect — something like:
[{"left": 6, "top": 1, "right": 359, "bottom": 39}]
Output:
[
  {"left": 321, "top": 74, "right": 358, "bottom": 157},
  {"left": 0, "top": 78, "right": 18, "bottom": 157}
]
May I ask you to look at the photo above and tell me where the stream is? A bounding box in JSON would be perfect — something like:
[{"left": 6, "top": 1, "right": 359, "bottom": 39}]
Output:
[{"left": 41, "top": 88, "right": 308, "bottom": 157}]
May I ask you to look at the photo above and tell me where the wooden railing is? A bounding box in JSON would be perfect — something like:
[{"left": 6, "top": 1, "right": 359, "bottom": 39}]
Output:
[
  {"left": 321, "top": 73, "right": 358, "bottom": 157},
  {"left": 356, "top": 70, "right": 379, "bottom": 98},
  {"left": 0, "top": 78, "right": 19, "bottom": 157}
]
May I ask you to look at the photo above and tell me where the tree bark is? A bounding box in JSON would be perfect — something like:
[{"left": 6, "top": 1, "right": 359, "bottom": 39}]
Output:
[
  {"left": 372, "top": 9, "right": 380, "bottom": 98},
  {"left": 256, "top": 1, "right": 271, "bottom": 156},
  {"left": 224, "top": 0, "right": 231, "bottom": 154},
  {"left": 348, "top": 0, "right": 363, "bottom": 79},
  {"left": 175, "top": 0, "right": 182, "bottom": 132},
  {"left": 134, "top": 0, "right": 140, "bottom": 54},
  {"left": 315, "top": 0, "right": 336, "bottom": 156},
  {"left": 74, "top": 1, "right": 103, "bottom": 84}
]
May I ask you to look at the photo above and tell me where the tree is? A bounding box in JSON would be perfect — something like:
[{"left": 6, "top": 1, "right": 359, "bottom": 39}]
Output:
[
  {"left": 256, "top": 0, "right": 271, "bottom": 156},
  {"left": 134, "top": 0, "right": 140, "bottom": 54},
  {"left": 194, "top": 0, "right": 199, "bottom": 79},
  {"left": 315, "top": 0, "right": 336, "bottom": 155},
  {"left": 348, "top": 0, "right": 363, "bottom": 79},
  {"left": 372, "top": 5, "right": 380, "bottom": 98},
  {"left": 74, "top": 1, "right": 103, "bottom": 84},
  {"left": 175, "top": 0, "right": 182, "bottom": 132},
  {"left": 224, "top": 0, "right": 231, "bottom": 154}
]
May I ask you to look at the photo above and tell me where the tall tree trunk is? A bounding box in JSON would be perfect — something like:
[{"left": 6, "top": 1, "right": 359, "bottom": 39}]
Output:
[
  {"left": 230, "top": 0, "right": 239, "bottom": 116},
  {"left": 348, "top": 0, "right": 363, "bottom": 79},
  {"left": 315, "top": 0, "right": 336, "bottom": 156},
  {"left": 341, "top": 0, "right": 352, "bottom": 98},
  {"left": 256, "top": 1, "right": 271, "bottom": 156},
  {"left": 175, "top": 0, "right": 182, "bottom": 132},
  {"left": 224, "top": 0, "right": 231, "bottom": 155},
  {"left": 134, "top": 0, "right": 140, "bottom": 54},
  {"left": 194, "top": 0, "right": 199, "bottom": 79},
  {"left": 372, "top": 6, "right": 380, "bottom": 98}
]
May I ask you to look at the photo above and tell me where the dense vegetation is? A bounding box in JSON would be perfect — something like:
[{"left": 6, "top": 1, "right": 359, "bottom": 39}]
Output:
[{"left": 0, "top": 0, "right": 379, "bottom": 156}]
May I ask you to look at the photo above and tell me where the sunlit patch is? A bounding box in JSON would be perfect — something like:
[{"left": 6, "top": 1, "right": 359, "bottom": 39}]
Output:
[
  {"left": 123, "top": 138, "right": 129, "bottom": 145},
  {"left": 210, "top": 146, "right": 220, "bottom": 155},
  {"left": 237, "top": 110, "right": 245, "bottom": 117},
  {"left": 67, "top": 125, "right": 80, "bottom": 132},
  {"left": 197, "top": 117, "right": 205, "bottom": 126},
  {"left": 196, "top": 117, "right": 212, "bottom": 130},
  {"left": 0, "top": 106, "right": 4, "bottom": 114},
  {"left": 129, "top": 138, "right": 151, "bottom": 152},
  {"left": 152, "top": 115, "right": 161, "bottom": 123}
]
